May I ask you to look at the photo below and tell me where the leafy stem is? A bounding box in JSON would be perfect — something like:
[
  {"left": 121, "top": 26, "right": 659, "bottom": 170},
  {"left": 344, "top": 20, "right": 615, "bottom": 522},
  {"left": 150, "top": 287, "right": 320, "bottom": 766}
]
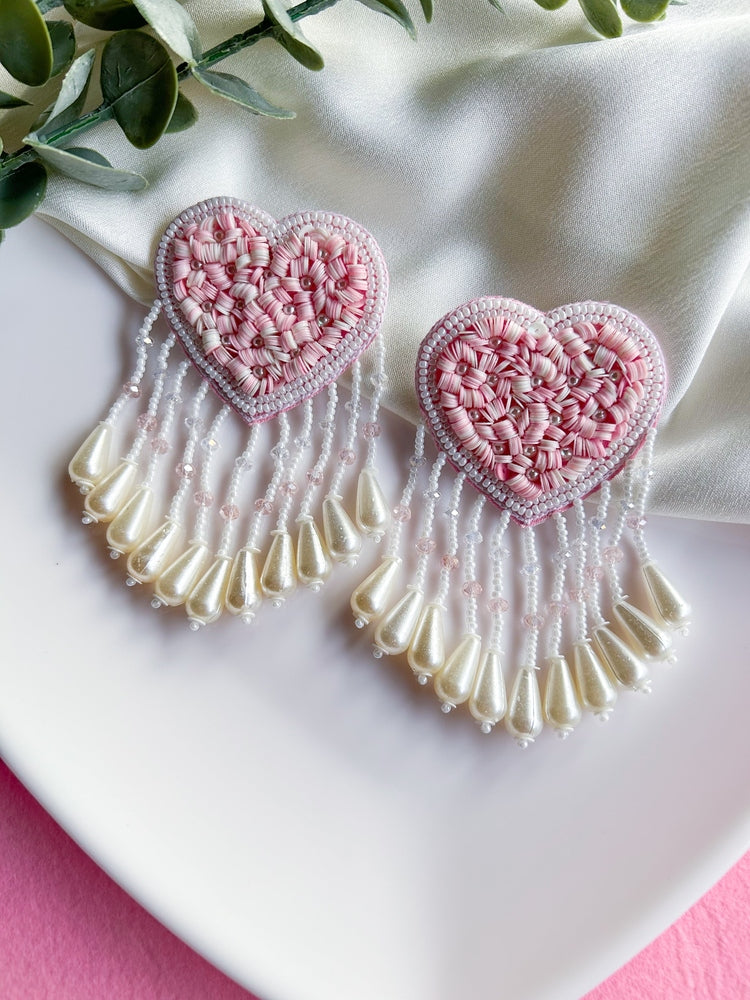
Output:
[{"left": 0, "top": 0, "right": 341, "bottom": 177}]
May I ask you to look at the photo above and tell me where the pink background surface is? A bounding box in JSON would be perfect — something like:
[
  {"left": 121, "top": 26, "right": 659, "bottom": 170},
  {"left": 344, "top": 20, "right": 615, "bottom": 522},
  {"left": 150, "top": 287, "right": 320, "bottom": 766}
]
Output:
[{"left": 0, "top": 758, "right": 748, "bottom": 1000}]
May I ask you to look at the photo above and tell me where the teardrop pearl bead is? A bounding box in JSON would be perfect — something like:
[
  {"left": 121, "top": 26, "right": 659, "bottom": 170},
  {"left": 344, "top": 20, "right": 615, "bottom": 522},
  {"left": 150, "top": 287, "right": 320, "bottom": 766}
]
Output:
[
  {"left": 469, "top": 649, "right": 507, "bottom": 731},
  {"left": 154, "top": 541, "right": 210, "bottom": 607},
  {"left": 355, "top": 468, "right": 390, "bottom": 540},
  {"left": 572, "top": 640, "right": 617, "bottom": 719},
  {"left": 373, "top": 587, "right": 424, "bottom": 656},
  {"left": 69, "top": 422, "right": 112, "bottom": 492},
  {"left": 84, "top": 460, "right": 137, "bottom": 523},
  {"left": 642, "top": 562, "right": 691, "bottom": 630},
  {"left": 350, "top": 556, "right": 401, "bottom": 627},
  {"left": 106, "top": 485, "right": 153, "bottom": 554},
  {"left": 434, "top": 633, "right": 481, "bottom": 708},
  {"left": 127, "top": 519, "right": 183, "bottom": 584},
  {"left": 612, "top": 598, "right": 672, "bottom": 661},
  {"left": 505, "top": 667, "right": 543, "bottom": 748},
  {"left": 543, "top": 655, "right": 581, "bottom": 737},
  {"left": 260, "top": 531, "right": 297, "bottom": 605},
  {"left": 407, "top": 603, "right": 446, "bottom": 679},
  {"left": 592, "top": 623, "right": 651, "bottom": 692},
  {"left": 186, "top": 555, "right": 232, "bottom": 626},
  {"left": 225, "top": 547, "right": 262, "bottom": 623},
  {"left": 296, "top": 518, "right": 331, "bottom": 591},
  {"left": 322, "top": 495, "right": 361, "bottom": 565}
]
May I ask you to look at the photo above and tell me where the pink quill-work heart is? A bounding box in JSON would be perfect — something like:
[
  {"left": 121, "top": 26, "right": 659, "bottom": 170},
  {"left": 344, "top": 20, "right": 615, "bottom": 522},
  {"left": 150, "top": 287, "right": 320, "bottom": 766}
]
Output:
[
  {"left": 155, "top": 198, "right": 388, "bottom": 424},
  {"left": 416, "top": 297, "right": 666, "bottom": 526}
]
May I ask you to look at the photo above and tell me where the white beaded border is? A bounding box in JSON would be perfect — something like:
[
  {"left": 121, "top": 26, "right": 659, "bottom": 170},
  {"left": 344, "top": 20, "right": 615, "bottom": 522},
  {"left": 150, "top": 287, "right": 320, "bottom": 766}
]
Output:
[
  {"left": 154, "top": 197, "right": 389, "bottom": 426},
  {"left": 415, "top": 297, "right": 667, "bottom": 527}
]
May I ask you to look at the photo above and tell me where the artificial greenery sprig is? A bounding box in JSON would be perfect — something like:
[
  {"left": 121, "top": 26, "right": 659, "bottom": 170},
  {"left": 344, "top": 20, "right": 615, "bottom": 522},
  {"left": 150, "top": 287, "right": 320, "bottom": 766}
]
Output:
[{"left": 0, "top": 0, "right": 677, "bottom": 240}]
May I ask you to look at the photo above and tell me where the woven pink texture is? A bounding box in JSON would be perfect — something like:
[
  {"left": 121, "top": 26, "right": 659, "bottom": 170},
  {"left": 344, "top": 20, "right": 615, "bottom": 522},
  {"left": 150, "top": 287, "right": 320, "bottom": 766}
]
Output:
[{"left": 1, "top": 758, "right": 749, "bottom": 999}]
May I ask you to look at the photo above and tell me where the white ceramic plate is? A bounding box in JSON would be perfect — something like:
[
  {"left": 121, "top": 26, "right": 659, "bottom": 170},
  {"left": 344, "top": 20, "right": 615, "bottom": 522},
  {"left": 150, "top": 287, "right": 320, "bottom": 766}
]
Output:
[{"left": 1, "top": 219, "right": 749, "bottom": 1000}]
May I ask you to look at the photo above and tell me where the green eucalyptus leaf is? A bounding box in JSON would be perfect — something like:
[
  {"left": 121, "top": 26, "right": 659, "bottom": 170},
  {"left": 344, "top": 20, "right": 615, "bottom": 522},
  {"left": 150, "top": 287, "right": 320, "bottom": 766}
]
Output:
[
  {"left": 486, "top": 0, "right": 505, "bottom": 9},
  {"left": 40, "top": 48, "right": 95, "bottom": 134},
  {"left": 48, "top": 20, "right": 76, "bottom": 76},
  {"left": 262, "top": 0, "right": 324, "bottom": 71},
  {"left": 101, "top": 31, "right": 178, "bottom": 149},
  {"left": 0, "top": 159, "right": 48, "bottom": 228},
  {"left": 0, "top": 0, "right": 53, "bottom": 87},
  {"left": 350, "top": 0, "right": 416, "bottom": 40},
  {"left": 25, "top": 137, "right": 148, "bottom": 190},
  {"left": 192, "top": 67, "right": 295, "bottom": 119},
  {"left": 531, "top": 0, "right": 569, "bottom": 10},
  {"left": 578, "top": 0, "right": 622, "bottom": 36},
  {"left": 0, "top": 229, "right": 5, "bottom": 245},
  {"left": 165, "top": 90, "right": 197, "bottom": 133},
  {"left": 621, "top": 0, "right": 670, "bottom": 20},
  {"left": 62, "top": 0, "right": 145, "bottom": 30},
  {"left": 131, "top": 0, "right": 201, "bottom": 63},
  {"left": 0, "top": 90, "right": 31, "bottom": 109},
  {"left": 419, "top": 0, "right": 433, "bottom": 21}
]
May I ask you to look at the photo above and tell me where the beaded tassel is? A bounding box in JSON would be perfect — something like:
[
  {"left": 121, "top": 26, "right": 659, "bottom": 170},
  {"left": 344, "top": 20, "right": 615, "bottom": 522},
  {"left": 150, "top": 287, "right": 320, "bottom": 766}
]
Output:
[{"left": 69, "top": 197, "right": 390, "bottom": 629}]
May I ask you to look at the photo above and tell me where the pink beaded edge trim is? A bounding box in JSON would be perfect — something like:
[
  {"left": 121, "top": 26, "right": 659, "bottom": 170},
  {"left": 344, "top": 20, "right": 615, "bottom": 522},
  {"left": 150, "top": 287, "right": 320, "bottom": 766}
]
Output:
[
  {"left": 154, "top": 197, "right": 389, "bottom": 425},
  {"left": 416, "top": 297, "right": 666, "bottom": 527}
]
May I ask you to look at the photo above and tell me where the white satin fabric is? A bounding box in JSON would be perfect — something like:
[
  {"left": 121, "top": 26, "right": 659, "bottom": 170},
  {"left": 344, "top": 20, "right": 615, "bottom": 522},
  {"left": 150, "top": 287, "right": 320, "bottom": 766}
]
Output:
[{"left": 37, "top": 0, "right": 750, "bottom": 521}]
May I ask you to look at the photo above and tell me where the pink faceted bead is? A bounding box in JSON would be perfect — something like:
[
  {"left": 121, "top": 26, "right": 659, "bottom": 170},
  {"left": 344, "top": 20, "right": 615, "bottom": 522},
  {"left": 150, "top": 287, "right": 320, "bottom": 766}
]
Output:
[
  {"left": 462, "top": 580, "right": 483, "bottom": 598},
  {"left": 441, "top": 554, "right": 459, "bottom": 571},
  {"left": 136, "top": 413, "right": 157, "bottom": 431},
  {"left": 392, "top": 504, "right": 411, "bottom": 522},
  {"left": 585, "top": 565, "right": 605, "bottom": 583},
  {"left": 547, "top": 599, "right": 569, "bottom": 619},
  {"left": 522, "top": 612, "right": 545, "bottom": 630},
  {"left": 362, "top": 422, "right": 381, "bottom": 439},
  {"left": 626, "top": 515, "right": 647, "bottom": 530},
  {"left": 281, "top": 481, "right": 299, "bottom": 495},
  {"left": 175, "top": 461, "right": 195, "bottom": 480},
  {"left": 568, "top": 587, "right": 587, "bottom": 602},
  {"left": 306, "top": 470, "right": 324, "bottom": 486},
  {"left": 254, "top": 498, "right": 273, "bottom": 515},
  {"left": 193, "top": 490, "right": 214, "bottom": 507},
  {"left": 338, "top": 448, "right": 356, "bottom": 466},
  {"left": 220, "top": 503, "right": 240, "bottom": 521},
  {"left": 415, "top": 536, "right": 436, "bottom": 554},
  {"left": 150, "top": 437, "right": 170, "bottom": 454},
  {"left": 123, "top": 382, "right": 141, "bottom": 398},
  {"left": 603, "top": 545, "right": 624, "bottom": 564},
  {"left": 488, "top": 597, "right": 510, "bottom": 614}
]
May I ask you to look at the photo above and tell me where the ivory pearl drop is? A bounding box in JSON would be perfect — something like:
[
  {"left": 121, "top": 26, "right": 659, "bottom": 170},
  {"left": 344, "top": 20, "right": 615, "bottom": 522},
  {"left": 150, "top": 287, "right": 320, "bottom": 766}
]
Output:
[
  {"left": 592, "top": 624, "right": 651, "bottom": 692},
  {"left": 106, "top": 485, "right": 153, "bottom": 554},
  {"left": 355, "top": 468, "right": 390, "bottom": 539},
  {"left": 322, "top": 495, "right": 361, "bottom": 564},
  {"left": 434, "top": 633, "right": 481, "bottom": 708},
  {"left": 68, "top": 422, "right": 112, "bottom": 491},
  {"left": 154, "top": 541, "right": 210, "bottom": 607},
  {"left": 225, "top": 547, "right": 262, "bottom": 622},
  {"left": 505, "top": 667, "right": 543, "bottom": 747},
  {"left": 407, "top": 603, "right": 446, "bottom": 678},
  {"left": 84, "top": 460, "right": 138, "bottom": 523},
  {"left": 641, "top": 562, "right": 691, "bottom": 630},
  {"left": 612, "top": 598, "right": 672, "bottom": 661},
  {"left": 260, "top": 531, "right": 297, "bottom": 603},
  {"left": 296, "top": 518, "right": 331, "bottom": 590},
  {"left": 127, "top": 519, "right": 183, "bottom": 583},
  {"left": 572, "top": 640, "right": 617, "bottom": 718},
  {"left": 543, "top": 655, "right": 581, "bottom": 736},
  {"left": 373, "top": 587, "right": 424, "bottom": 655},
  {"left": 469, "top": 649, "right": 507, "bottom": 729},
  {"left": 350, "top": 556, "right": 401, "bottom": 626},
  {"left": 186, "top": 555, "right": 233, "bottom": 625}
]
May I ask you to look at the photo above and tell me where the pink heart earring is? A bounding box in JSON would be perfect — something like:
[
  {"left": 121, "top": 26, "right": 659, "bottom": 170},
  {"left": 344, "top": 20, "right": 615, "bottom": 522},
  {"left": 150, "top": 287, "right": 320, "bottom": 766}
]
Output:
[
  {"left": 68, "top": 197, "right": 389, "bottom": 627},
  {"left": 351, "top": 296, "right": 691, "bottom": 746}
]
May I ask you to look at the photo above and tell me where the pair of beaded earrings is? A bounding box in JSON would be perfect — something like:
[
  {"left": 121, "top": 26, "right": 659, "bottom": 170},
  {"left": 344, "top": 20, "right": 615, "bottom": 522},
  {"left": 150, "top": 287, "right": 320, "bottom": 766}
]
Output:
[{"left": 68, "top": 198, "right": 690, "bottom": 747}]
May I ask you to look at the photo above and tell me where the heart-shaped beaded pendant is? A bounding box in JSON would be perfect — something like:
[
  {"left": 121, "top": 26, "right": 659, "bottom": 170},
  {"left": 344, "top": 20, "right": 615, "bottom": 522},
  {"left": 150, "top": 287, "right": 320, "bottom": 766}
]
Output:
[
  {"left": 69, "top": 198, "right": 390, "bottom": 630},
  {"left": 352, "top": 297, "right": 690, "bottom": 749}
]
